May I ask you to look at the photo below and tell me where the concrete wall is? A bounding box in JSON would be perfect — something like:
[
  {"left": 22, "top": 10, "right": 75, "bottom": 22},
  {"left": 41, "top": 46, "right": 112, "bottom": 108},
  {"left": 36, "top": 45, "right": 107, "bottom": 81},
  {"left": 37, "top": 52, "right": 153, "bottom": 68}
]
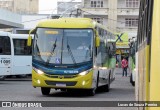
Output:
[
  {"left": 83, "top": 0, "right": 108, "bottom": 8},
  {"left": 117, "top": 0, "right": 126, "bottom": 8},
  {"left": 117, "top": 16, "right": 137, "bottom": 38},
  {"left": 84, "top": 15, "right": 108, "bottom": 26},
  {"left": 14, "top": 0, "right": 39, "bottom": 14},
  {"left": 0, "top": 0, "right": 39, "bottom": 14},
  {"left": 57, "top": 2, "right": 81, "bottom": 14}
]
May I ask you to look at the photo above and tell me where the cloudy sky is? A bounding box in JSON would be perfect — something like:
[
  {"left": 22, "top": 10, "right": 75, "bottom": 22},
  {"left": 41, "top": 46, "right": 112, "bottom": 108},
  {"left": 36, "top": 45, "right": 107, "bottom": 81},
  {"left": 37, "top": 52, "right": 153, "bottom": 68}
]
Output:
[{"left": 39, "top": 0, "right": 81, "bottom": 14}]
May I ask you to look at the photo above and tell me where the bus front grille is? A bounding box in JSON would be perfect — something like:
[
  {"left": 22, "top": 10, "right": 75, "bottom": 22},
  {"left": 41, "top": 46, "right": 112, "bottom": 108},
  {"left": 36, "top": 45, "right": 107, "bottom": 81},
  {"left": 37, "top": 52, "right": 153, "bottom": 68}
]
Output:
[
  {"left": 45, "top": 74, "right": 77, "bottom": 79},
  {"left": 45, "top": 81, "right": 77, "bottom": 86}
]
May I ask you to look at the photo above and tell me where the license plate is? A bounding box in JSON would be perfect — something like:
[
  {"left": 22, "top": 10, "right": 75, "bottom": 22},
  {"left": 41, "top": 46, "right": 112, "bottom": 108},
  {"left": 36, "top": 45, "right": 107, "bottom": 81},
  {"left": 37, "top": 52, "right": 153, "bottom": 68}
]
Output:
[{"left": 56, "top": 83, "right": 66, "bottom": 87}]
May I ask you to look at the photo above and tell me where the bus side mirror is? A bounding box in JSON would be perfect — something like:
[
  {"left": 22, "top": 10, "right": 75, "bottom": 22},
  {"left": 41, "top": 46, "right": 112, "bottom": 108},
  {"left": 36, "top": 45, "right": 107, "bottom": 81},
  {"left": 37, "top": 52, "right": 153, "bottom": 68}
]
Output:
[
  {"left": 96, "top": 36, "right": 100, "bottom": 47},
  {"left": 27, "top": 36, "right": 32, "bottom": 46}
]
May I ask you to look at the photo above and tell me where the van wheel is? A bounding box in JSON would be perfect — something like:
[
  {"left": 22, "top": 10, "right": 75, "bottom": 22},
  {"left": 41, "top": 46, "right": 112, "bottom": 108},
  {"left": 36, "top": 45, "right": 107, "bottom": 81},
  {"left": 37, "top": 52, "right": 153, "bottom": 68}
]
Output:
[
  {"left": 0, "top": 76, "right": 6, "bottom": 80},
  {"left": 16, "top": 74, "right": 28, "bottom": 78},
  {"left": 41, "top": 87, "right": 51, "bottom": 95}
]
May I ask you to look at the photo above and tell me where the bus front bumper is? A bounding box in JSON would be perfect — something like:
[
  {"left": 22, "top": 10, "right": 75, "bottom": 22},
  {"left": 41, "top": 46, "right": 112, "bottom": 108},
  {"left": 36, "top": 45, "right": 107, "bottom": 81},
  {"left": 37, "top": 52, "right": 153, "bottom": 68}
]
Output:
[{"left": 32, "top": 70, "right": 93, "bottom": 89}]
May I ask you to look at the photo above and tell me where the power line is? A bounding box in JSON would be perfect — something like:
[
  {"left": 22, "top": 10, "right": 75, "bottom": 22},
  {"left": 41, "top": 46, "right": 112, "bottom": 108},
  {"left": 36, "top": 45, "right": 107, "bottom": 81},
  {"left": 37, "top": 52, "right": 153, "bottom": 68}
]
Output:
[
  {"left": 22, "top": 1, "right": 134, "bottom": 33},
  {"left": 49, "top": 0, "right": 76, "bottom": 18},
  {"left": 22, "top": 0, "right": 76, "bottom": 23},
  {"left": 21, "top": 17, "right": 48, "bottom": 23}
]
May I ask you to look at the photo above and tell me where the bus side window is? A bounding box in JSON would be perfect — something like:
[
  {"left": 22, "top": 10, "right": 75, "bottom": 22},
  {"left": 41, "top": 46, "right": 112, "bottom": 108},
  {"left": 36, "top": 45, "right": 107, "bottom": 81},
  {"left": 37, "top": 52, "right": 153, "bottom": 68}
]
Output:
[
  {"left": 13, "top": 39, "right": 32, "bottom": 55},
  {"left": 0, "top": 36, "right": 11, "bottom": 55}
]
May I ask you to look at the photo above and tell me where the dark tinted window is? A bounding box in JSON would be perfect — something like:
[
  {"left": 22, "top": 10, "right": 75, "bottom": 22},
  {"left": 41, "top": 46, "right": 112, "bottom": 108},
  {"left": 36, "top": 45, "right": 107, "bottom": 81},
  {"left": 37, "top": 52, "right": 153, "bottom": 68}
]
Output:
[
  {"left": 13, "top": 39, "right": 32, "bottom": 55},
  {"left": 0, "top": 36, "right": 11, "bottom": 55}
]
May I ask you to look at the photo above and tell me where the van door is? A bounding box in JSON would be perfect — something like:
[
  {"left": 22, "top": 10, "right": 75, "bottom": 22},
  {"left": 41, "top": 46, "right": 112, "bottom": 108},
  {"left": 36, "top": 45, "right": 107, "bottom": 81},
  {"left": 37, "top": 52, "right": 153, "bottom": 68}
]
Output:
[
  {"left": 12, "top": 39, "right": 32, "bottom": 75},
  {"left": 0, "top": 36, "right": 11, "bottom": 78}
]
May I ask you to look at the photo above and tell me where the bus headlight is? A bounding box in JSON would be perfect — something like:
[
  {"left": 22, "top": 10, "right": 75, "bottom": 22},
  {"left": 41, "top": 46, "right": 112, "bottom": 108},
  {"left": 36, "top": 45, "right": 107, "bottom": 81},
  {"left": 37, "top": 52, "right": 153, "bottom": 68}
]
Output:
[
  {"left": 33, "top": 67, "right": 44, "bottom": 75},
  {"left": 79, "top": 71, "right": 88, "bottom": 76},
  {"left": 79, "top": 69, "right": 92, "bottom": 76}
]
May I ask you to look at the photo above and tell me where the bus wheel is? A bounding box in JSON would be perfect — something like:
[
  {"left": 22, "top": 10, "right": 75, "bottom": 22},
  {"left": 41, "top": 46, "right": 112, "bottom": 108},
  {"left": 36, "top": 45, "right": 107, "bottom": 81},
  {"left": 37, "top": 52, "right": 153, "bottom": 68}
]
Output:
[
  {"left": 88, "top": 88, "right": 96, "bottom": 96},
  {"left": 103, "top": 75, "right": 110, "bottom": 92},
  {"left": 96, "top": 72, "right": 99, "bottom": 88},
  {"left": 0, "top": 76, "right": 6, "bottom": 80},
  {"left": 41, "top": 87, "right": 51, "bottom": 95},
  {"left": 130, "top": 74, "right": 135, "bottom": 86}
]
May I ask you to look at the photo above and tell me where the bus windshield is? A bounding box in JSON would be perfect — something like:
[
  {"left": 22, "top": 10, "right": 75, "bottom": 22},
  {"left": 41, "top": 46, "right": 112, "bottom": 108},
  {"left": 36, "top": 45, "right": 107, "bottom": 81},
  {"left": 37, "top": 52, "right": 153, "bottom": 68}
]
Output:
[{"left": 33, "top": 28, "right": 93, "bottom": 65}]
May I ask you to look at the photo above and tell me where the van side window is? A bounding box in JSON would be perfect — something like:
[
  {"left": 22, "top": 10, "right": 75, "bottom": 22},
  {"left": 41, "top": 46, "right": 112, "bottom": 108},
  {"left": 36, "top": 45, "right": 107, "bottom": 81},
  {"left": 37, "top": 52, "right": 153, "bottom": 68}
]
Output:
[
  {"left": 0, "top": 36, "right": 11, "bottom": 55},
  {"left": 13, "top": 39, "right": 32, "bottom": 55}
]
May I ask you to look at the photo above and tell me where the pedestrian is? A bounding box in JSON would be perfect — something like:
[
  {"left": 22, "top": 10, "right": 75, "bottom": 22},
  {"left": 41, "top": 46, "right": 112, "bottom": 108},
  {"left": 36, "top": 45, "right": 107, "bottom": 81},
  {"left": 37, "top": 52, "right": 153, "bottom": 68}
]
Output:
[{"left": 121, "top": 57, "right": 128, "bottom": 77}]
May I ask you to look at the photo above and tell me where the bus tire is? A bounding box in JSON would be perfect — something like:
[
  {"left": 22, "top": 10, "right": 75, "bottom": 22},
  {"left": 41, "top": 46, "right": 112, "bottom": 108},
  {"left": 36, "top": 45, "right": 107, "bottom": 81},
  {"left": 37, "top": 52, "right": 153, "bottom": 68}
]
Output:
[
  {"left": 0, "top": 76, "right": 6, "bottom": 80},
  {"left": 103, "top": 74, "right": 110, "bottom": 92},
  {"left": 96, "top": 72, "right": 99, "bottom": 89},
  {"left": 130, "top": 74, "right": 135, "bottom": 86},
  {"left": 41, "top": 87, "right": 51, "bottom": 95}
]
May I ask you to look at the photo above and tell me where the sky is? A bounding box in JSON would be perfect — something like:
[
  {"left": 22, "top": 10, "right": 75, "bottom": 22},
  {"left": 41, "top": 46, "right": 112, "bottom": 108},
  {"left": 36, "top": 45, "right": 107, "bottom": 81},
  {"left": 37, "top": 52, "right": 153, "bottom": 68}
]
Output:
[
  {"left": 39, "top": 0, "right": 57, "bottom": 14},
  {"left": 39, "top": 0, "right": 81, "bottom": 14}
]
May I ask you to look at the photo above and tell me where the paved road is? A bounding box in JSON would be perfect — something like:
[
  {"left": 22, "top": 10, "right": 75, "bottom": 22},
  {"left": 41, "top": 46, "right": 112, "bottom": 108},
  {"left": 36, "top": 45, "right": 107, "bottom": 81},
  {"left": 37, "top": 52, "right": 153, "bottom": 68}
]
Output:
[{"left": 0, "top": 68, "right": 135, "bottom": 110}]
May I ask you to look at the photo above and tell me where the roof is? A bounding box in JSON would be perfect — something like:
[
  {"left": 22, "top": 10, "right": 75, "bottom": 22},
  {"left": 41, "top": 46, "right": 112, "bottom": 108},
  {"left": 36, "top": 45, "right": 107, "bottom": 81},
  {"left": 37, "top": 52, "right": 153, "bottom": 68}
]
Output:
[
  {"left": 36, "top": 18, "right": 95, "bottom": 29},
  {"left": 0, "top": 31, "right": 10, "bottom": 36}
]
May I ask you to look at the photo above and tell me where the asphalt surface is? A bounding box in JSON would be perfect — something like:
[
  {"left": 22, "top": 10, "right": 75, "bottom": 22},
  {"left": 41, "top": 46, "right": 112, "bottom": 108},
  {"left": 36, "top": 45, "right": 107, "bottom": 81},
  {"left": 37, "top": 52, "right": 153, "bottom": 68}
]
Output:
[{"left": 0, "top": 68, "right": 135, "bottom": 110}]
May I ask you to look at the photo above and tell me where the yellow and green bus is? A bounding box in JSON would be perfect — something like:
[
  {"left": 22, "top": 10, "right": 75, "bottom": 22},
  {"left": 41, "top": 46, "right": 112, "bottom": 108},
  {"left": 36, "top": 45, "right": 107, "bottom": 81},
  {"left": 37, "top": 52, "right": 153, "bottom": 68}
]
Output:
[
  {"left": 137, "top": 0, "right": 160, "bottom": 110},
  {"left": 128, "top": 38, "right": 137, "bottom": 86},
  {"left": 27, "top": 18, "right": 116, "bottom": 96}
]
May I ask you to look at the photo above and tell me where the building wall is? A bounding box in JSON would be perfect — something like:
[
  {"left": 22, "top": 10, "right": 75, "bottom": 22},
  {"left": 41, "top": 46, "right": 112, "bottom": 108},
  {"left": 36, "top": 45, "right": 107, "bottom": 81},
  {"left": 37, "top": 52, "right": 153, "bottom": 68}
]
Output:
[
  {"left": 0, "top": 0, "right": 14, "bottom": 11},
  {"left": 81, "top": 0, "right": 139, "bottom": 39},
  {"left": 14, "top": 0, "right": 39, "bottom": 14},
  {"left": 0, "top": 0, "right": 39, "bottom": 14},
  {"left": 83, "top": 0, "right": 108, "bottom": 8},
  {"left": 57, "top": 2, "right": 81, "bottom": 14},
  {"left": 117, "top": 0, "right": 126, "bottom": 8}
]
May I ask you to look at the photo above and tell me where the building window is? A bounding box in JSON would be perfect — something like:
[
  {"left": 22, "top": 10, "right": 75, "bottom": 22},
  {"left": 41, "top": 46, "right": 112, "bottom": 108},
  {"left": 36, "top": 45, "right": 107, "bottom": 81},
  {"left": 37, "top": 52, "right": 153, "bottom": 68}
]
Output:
[
  {"left": 126, "top": 0, "right": 139, "bottom": 8},
  {"left": 90, "top": 0, "right": 103, "bottom": 8},
  {"left": 125, "top": 18, "right": 138, "bottom": 27},
  {"left": 92, "top": 18, "right": 103, "bottom": 24}
]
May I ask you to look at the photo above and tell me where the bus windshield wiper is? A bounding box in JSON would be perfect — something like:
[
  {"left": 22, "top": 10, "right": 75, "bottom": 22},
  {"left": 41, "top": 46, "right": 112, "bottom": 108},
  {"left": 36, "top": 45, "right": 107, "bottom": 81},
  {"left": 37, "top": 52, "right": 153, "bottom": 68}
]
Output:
[
  {"left": 46, "top": 38, "right": 57, "bottom": 65},
  {"left": 66, "top": 37, "right": 77, "bottom": 65}
]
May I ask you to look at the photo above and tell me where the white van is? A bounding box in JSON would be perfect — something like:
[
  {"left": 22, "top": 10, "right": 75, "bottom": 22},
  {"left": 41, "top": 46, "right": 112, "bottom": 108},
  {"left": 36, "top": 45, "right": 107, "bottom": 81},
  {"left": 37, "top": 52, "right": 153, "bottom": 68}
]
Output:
[{"left": 0, "top": 32, "right": 32, "bottom": 80}]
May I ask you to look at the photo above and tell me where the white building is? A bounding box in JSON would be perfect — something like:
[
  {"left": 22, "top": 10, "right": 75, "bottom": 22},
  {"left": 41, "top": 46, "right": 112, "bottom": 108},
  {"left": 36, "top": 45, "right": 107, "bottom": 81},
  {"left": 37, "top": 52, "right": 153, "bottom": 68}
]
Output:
[
  {"left": 81, "top": 0, "right": 139, "bottom": 38},
  {"left": 57, "top": 0, "right": 81, "bottom": 17}
]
